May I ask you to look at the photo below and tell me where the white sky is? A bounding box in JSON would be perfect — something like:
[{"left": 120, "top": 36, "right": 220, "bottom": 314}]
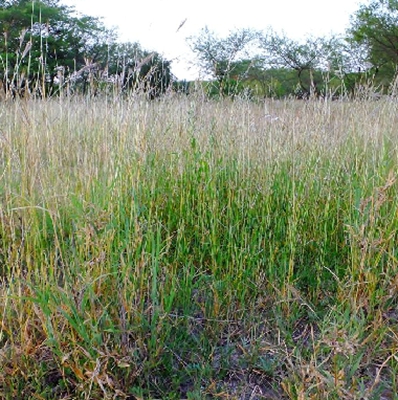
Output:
[{"left": 62, "top": 0, "right": 362, "bottom": 80}]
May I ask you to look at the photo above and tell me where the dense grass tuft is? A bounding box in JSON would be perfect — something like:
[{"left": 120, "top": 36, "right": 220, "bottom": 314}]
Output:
[{"left": 1, "top": 95, "right": 398, "bottom": 398}]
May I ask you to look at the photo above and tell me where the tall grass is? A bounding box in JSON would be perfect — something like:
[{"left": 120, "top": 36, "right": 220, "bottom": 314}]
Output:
[{"left": 1, "top": 94, "right": 398, "bottom": 399}]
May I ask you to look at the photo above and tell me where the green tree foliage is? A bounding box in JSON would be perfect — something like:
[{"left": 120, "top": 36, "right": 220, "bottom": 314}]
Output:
[
  {"left": 349, "top": 0, "right": 398, "bottom": 85},
  {"left": 258, "top": 30, "right": 333, "bottom": 98},
  {"left": 0, "top": 0, "right": 116, "bottom": 96},
  {"left": 103, "top": 42, "right": 172, "bottom": 98},
  {"left": 324, "top": 39, "right": 383, "bottom": 97},
  {"left": 187, "top": 27, "right": 364, "bottom": 99},
  {"left": 187, "top": 27, "right": 256, "bottom": 96},
  {"left": 245, "top": 32, "right": 371, "bottom": 99},
  {"left": 246, "top": 67, "right": 306, "bottom": 98},
  {"left": 0, "top": 0, "right": 172, "bottom": 98}
]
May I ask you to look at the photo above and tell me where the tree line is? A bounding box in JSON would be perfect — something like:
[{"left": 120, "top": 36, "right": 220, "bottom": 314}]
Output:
[
  {"left": 187, "top": 0, "right": 398, "bottom": 99},
  {"left": 1, "top": 0, "right": 398, "bottom": 99},
  {"left": 0, "top": 0, "right": 172, "bottom": 98}
]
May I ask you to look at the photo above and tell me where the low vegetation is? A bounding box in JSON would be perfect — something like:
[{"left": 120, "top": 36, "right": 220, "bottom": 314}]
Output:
[
  {"left": 1, "top": 93, "right": 398, "bottom": 399},
  {"left": 3, "top": 0, "right": 398, "bottom": 100}
]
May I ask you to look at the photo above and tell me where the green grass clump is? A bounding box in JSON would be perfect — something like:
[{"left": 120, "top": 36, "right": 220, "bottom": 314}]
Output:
[{"left": 1, "top": 96, "right": 398, "bottom": 399}]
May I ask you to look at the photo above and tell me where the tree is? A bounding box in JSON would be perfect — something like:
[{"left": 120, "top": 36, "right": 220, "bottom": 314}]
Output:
[
  {"left": 258, "top": 30, "right": 330, "bottom": 98},
  {"left": 0, "top": 0, "right": 116, "bottom": 97},
  {"left": 102, "top": 42, "right": 172, "bottom": 98},
  {"left": 0, "top": 1, "right": 172, "bottom": 98},
  {"left": 137, "top": 52, "right": 172, "bottom": 98},
  {"left": 349, "top": 0, "right": 398, "bottom": 85},
  {"left": 319, "top": 37, "right": 379, "bottom": 97},
  {"left": 187, "top": 27, "right": 257, "bottom": 96}
]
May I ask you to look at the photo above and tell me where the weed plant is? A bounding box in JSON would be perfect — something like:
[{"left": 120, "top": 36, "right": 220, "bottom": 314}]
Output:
[{"left": 0, "top": 94, "right": 398, "bottom": 399}]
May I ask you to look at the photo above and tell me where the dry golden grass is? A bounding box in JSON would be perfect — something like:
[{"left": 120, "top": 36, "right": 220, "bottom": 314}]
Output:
[{"left": 1, "top": 95, "right": 398, "bottom": 399}]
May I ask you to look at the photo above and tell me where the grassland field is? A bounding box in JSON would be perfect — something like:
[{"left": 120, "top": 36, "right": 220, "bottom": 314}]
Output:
[{"left": 0, "top": 94, "right": 398, "bottom": 399}]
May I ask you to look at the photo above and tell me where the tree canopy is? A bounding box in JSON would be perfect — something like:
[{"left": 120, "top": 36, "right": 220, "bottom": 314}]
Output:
[
  {"left": 185, "top": 0, "right": 398, "bottom": 99},
  {"left": 187, "top": 27, "right": 257, "bottom": 96},
  {"left": 349, "top": 0, "right": 398, "bottom": 84},
  {"left": 0, "top": 0, "right": 172, "bottom": 98},
  {"left": 3, "top": 0, "right": 398, "bottom": 99}
]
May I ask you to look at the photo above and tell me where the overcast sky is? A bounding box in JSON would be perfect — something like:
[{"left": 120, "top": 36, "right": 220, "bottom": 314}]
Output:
[{"left": 62, "top": 0, "right": 362, "bottom": 80}]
